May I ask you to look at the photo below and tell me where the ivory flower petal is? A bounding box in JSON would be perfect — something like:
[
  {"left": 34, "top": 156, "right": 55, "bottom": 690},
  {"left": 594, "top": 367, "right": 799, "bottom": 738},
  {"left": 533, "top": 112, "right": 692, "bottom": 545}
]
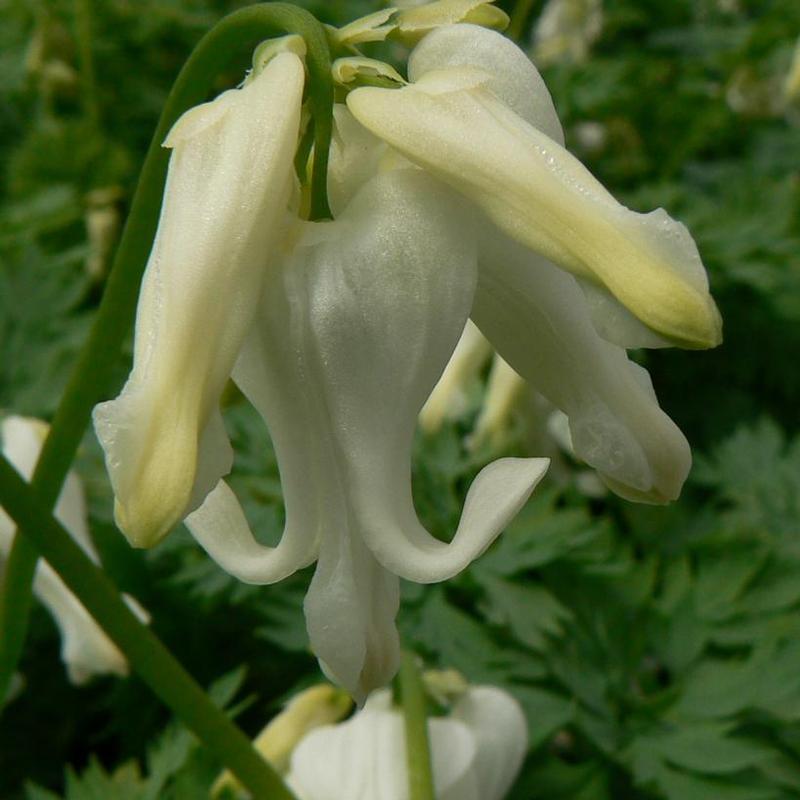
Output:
[
  {"left": 288, "top": 690, "right": 478, "bottom": 799},
  {"left": 450, "top": 686, "right": 528, "bottom": 800},
  {"left": 473, "top": 229, "right": 690, "bottom": 502},
  {"left": 93, "top": 52, "right": 305, "bottom": 548},
  {"left": 347, "top": 42, "right": 722, "bottom": 348},
  {"left": 213, "top": 684, "right": 352, "bottom": 796},
  {"left": 327, "top": 105, "right": 387, "bottom": 217},
  {"left": 0, "top": 416, "right": 148, "bottom": 684},
  {"left": 408, "top": 23, "right": 564, "bottom": 143},
  {"left": 286, "top": 686, "right": 527, "bottom": 800},
  {"left": 396, "top": 0, "right": 510, "bottom": 44}
]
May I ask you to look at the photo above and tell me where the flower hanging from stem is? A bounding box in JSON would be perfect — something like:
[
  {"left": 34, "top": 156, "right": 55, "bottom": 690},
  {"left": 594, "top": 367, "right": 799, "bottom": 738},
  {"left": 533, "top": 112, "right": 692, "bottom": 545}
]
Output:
[{"left": 93, "top": 4, "right": 721, "bottom": 700}]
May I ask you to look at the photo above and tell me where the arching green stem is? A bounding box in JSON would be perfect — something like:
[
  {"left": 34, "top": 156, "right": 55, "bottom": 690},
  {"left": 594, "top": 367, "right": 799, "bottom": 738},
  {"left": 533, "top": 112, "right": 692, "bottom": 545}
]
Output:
[{"left": 0, "top": 1, "right": 333, "bottom": 711}]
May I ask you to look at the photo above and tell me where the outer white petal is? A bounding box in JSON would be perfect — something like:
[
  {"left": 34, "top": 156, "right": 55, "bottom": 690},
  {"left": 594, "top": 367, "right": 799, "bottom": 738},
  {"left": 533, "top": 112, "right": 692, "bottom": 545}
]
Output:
[
  {"left": 451, "top": 686, "right": 528, "bottom": 800},
  {"left": 303, "top": 171, "right": 547, "bottom": 586},
  {"left": 293, "top": 169, "right": 481, "bottom": 694},
  {"left": 358, "top": 456, "right": 548, "bottom": 583},
  {"left": 92, "top": 52, "right": 305, "bottom": 548},
  {"left": 0, "top": 416, "right": 143, "bottom": 683},
  {"left": 31, "top": 570, "right": 130, "bottom": 684},
  {"left": 184, "top": 479, "right": 317, "bottom": 585},
  {"left": 473, "top": 230, "right": 691, "bottom": 503},
  {"left": 408, "top": 23, "right": 564, "bottom": 143},
  {"left": 287, "top": 689, "right": 478, "bottom": 800},
  {"left": 419, "top": 320, "right": 493, "bottom": 433},
  {"left": 347, "top": 72, "right": 722, "bottom": 349},
  {"left": 396, "top": 0, "right": 509, "bottom": 44}
]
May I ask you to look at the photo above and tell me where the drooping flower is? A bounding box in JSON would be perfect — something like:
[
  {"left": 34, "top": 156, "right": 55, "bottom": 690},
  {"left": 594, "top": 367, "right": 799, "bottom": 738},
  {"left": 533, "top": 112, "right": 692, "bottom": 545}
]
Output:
[
  {"left": 0, "top": 416, "right": 148, "bottom": 684},
  {"left": 285, "top": 684, "right": 528, "bottom": 800},
  {"left": 182, "top": 168, "right": 549, "bottom": 700},
  {"left": 346, "top": 22, "right": 722, "bottom": 503},
  {"left": 93, "top": 15, "right": 720, "bottom": 701}
]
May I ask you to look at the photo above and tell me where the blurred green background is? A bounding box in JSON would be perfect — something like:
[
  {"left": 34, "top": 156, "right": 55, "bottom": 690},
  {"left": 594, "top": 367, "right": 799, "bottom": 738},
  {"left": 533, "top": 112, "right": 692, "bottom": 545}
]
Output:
[{"left": 1, "top": 0, "right": 800, "bottom": 797}]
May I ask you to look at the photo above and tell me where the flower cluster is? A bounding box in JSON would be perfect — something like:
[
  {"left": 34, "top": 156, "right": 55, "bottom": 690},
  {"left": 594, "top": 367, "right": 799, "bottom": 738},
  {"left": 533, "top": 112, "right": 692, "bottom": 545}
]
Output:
[{"left": 93, "top": 6, "right": 721, "bottom": 700}]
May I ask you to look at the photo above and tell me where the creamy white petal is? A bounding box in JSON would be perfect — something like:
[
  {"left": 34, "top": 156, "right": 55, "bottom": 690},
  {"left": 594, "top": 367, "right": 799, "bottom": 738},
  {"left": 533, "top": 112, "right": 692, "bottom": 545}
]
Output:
[
  {"left": 396, "top": 0, "right": 510, "bottom": 44},
  {"left": 93, "top": 52, "right": 305, "bottom": 548},
  {"left": 451, "top": 686, "right": 528, "bottom": 800},
  {"left": 419, "top": 320, "right": 493, "bottom": 433},
  {"left": 184, "top": 479, "right": 317, "bottom": 584},
  {"left": 287, "top": 689, "right": 478, "bottom": 799},
  {"left": 306, "top": 528, "right": 401, "bottom": 705},
  {"left": 0, "top": 416, "right": 140, "bottom": 683},
  {"left": 577, "top": 278, "right": 675, "bottom": 349},
  {"left": 472, "top": 229, "right": 691, "bottom": 503},
  {"left": 347, "top": 72, "right": 722, "bottom": 349},
  {"left": 408, "top": 23, "right": 564, "bottom": 143},
  {"left": 301, "top": 172, "right": 547, "bottom": 585},
  {"left": 356, "top": 456, "right": 548, "bottom": 583},
  {"left": 32, "top": 566, "right": 130, "bottom": 684}
]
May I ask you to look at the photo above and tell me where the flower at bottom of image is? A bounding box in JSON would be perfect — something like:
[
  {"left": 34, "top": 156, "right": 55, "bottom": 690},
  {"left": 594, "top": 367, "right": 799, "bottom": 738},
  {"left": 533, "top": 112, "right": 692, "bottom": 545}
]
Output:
[{"left": 214, "top": 677, "right": 527, "bottom": 800}]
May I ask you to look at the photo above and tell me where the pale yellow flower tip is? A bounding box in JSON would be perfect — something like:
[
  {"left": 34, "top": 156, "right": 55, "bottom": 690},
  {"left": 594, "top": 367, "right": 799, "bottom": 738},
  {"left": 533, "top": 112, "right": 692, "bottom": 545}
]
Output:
[
  {"left": 108, "top": 408, "right": 199, "bottom": 549},
  {"left": 347, "top": 76, "right": 723, "bottom": 350},
  {"left": 212, "top": 684, "right": 352, "bottom": 797}
]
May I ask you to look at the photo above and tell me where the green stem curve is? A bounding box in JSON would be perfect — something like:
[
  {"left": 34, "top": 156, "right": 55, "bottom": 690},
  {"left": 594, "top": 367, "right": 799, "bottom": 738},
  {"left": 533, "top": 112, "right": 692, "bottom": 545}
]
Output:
[{"left": 0, "top": 0, "right": 332, "bottom": 739}]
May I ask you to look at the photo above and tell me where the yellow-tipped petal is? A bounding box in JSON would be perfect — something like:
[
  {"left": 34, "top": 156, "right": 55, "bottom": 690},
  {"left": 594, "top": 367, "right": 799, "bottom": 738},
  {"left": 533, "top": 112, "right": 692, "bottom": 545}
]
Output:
[
  {"left": 348, "top": 72, "right": 722, "bottom": 349},
  {"left": 93, "top": 53, "right": 305, "bottom": 548}
]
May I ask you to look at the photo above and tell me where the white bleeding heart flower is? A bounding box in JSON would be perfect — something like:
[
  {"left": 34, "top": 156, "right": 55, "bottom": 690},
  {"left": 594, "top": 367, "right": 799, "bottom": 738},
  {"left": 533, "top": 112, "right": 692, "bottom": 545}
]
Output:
[
  {"left": 0, "top": 416, "right": 148, "bottom": 685},
  {"left": 92, "top": 20, "right": 719, "bottom": 701},
  {"left": 286, "top": 685, "right": 528, "bottom": 800}
]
